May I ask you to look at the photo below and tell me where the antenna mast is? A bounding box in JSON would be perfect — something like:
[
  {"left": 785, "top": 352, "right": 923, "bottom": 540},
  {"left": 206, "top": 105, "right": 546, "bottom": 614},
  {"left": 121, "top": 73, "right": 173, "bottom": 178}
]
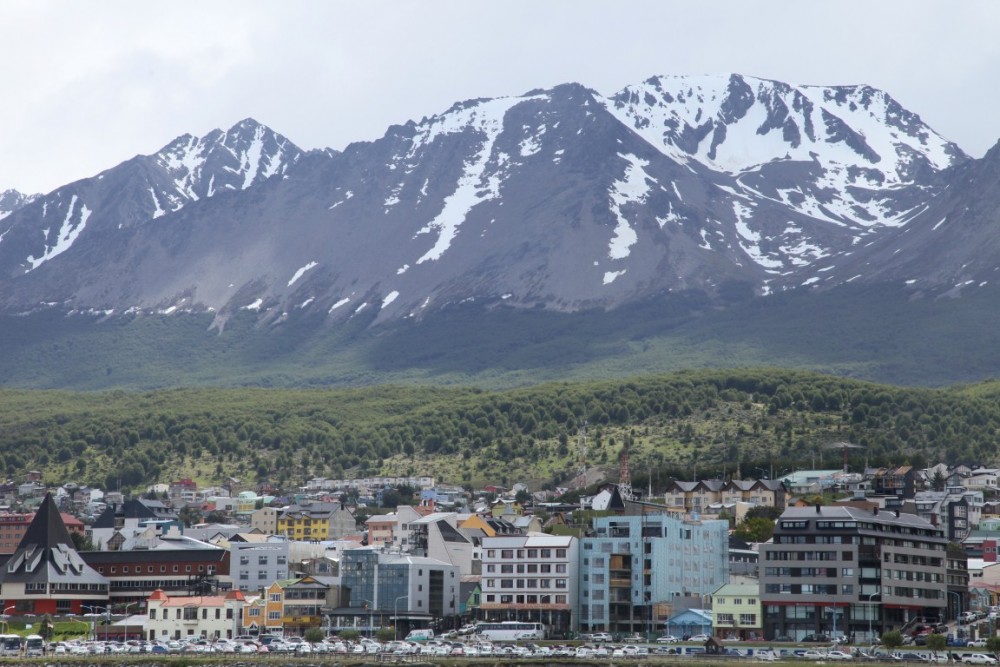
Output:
[
  {"left": 619, "top": 441, "right": 634, "bottom": 502},
  {"left": 576, "top": 421, "right": 589, "bottom": 482}
]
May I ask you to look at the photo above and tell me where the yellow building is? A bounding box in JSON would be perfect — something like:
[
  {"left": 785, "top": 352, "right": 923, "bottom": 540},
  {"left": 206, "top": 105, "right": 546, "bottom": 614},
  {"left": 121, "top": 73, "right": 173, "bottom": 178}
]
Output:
[{"left": 710, "top": 583, "right": 762, "bottom": 641}]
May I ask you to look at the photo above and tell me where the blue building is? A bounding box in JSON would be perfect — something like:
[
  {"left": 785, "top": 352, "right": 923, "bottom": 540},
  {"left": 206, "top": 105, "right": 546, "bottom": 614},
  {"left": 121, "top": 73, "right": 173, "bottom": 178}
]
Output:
[{"left": 578, "top": 513, "right": 729, "bottom": 636}]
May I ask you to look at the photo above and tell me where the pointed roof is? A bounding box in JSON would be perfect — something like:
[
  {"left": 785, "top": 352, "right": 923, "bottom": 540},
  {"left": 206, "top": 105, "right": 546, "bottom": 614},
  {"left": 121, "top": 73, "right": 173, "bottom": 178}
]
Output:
[
  {"left": 18, "top": 492, "right": 74, "bottom": 551},
  {"left": 1, "top": 493, "right": 108, "bottom": 588}
]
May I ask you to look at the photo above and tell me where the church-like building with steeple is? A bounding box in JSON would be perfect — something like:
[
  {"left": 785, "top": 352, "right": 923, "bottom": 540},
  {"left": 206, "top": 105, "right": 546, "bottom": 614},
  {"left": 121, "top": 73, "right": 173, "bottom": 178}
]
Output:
[{"left": 0, "top": 493, "right": 109, "bottom": 615}]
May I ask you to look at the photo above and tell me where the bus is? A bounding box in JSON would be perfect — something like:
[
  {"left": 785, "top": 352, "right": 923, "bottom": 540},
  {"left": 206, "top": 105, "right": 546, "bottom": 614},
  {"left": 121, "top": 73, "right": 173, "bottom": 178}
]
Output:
[
  {"left": 474, "top": 621, "right": 546, "bottom": 641},
  {"left": 0, "top": 635, "right": 20, "bottom": 656},
  {"left": 24, "top": 634, "right": 44, "bottom": 657}
]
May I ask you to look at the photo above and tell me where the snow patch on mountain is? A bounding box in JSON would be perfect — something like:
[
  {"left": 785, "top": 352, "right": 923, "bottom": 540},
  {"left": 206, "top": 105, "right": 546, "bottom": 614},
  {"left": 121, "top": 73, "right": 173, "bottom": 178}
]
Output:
[
  {"left": 413, "top": 96, "right": 536, "bottom": 264},
  {"left": 26, "top": 195, "right": 91, "bottom": 271},
  {"left": 288, "top": 261, "right": 318, "bottom": 287},
  {"left": 607, "top": 154, "right": 651, "bottom": 260}
]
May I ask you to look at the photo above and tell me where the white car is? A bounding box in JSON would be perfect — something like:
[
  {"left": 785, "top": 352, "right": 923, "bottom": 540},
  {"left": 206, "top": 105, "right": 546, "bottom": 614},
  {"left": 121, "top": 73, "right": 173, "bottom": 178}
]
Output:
[
  {"left": 657, "top": 635, "right": 680, "bottom": 643},
  {"left": 688, "top": 634, "right": 711, "bottom": 642},
  {"left": 825, "top": 650, "right": 854, "bottom": 660},
  {"left": 962, "top": 654, "right": 997, "bottom": 665}
]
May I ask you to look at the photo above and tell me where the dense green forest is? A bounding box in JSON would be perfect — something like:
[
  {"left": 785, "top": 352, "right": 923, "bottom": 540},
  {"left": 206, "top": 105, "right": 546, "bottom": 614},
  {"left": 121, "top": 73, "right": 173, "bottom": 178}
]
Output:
[{"left": 4, "top": 369, "right": 1000, "bottom": 493}]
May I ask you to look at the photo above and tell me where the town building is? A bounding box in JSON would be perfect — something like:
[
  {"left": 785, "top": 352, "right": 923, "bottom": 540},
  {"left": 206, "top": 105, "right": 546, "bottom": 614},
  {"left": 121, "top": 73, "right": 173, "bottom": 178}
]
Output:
[
  {"left": 228, "top": 537, "right": 290, "bottom": 592},
  {"left": 578, "top": 514, "right": 728, "bottom": 636},
  {"left": 80, "top": 539, "right": 230, "bottom": 608},
  {"left": 710, "top": 582, "right": 762, "bottom": 640},
  {"left": 760, "top": 505, "right": 947, "bottom": 643},
  {"left": 275, "top": 501, "right": 357, "bottom": 541},
  {"left": 146, "top": 588, "right": 246, "bottom": 640},
  {"left": 479, "top": 534, "right": 578, "bottom": 636},
  {"left": 0, "top": 493, "right": 109, "bottom": 615},
  {"left": 338, "top": 548, "right": 459, "bottom": 634}
]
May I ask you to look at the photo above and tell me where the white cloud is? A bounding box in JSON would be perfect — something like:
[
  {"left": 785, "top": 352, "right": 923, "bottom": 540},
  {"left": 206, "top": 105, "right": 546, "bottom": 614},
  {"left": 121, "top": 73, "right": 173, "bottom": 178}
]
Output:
[{"left": 1, "top": 0, "right": 998, "bottom": 194}]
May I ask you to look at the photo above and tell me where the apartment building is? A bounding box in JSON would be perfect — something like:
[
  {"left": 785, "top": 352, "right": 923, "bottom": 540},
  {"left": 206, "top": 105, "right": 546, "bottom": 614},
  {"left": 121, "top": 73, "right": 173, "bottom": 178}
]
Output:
[
  {"left": 578, "top": 514, "right": 729, "bottom": 636},
  {"left": 479, "top": 534, "right": 578, "bottom": 636},
  {"left": 664, "top": 479, "right": 786, "bottom": 514},
  {"left": 760, "top": 505, "right": 947, "bottom": 643},
  {"left": 229, "top": 538, "right": 290, "bottom": 592},
  {"left": 276, "top": 501, "right": 357, "bottom": 541}
]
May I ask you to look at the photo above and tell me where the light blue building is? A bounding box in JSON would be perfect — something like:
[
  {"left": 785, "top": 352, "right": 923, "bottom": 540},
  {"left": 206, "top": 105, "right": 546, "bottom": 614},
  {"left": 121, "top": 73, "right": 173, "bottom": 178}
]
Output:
[{"left": 578, "top": 513, "right": 729, "bottom": 636}]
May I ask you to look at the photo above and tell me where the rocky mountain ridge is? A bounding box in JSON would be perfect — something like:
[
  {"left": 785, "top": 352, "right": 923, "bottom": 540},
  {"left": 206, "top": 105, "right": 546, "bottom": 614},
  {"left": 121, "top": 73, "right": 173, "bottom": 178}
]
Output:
[{"left": 0, "top": 74, "right": 992, "bottom": 330}]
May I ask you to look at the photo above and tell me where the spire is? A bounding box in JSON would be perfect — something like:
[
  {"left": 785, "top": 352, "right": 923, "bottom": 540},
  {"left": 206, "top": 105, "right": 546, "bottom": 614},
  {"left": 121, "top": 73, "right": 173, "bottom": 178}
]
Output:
[{"left": 17, "top": 492, "right": 74, "bottom": 551}]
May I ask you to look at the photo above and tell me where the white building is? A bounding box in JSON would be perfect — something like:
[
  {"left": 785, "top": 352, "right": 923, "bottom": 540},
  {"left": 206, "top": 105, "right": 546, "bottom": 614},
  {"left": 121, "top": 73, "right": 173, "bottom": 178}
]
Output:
[
  {"left": 479, "top": 534, "right": 579, "bottom": 635},
  {"left": 146, "top": 589, "right": 246, "bottom": 640},
  {"left": 229, "top": 538, "right": 290, "bottom": 592}
]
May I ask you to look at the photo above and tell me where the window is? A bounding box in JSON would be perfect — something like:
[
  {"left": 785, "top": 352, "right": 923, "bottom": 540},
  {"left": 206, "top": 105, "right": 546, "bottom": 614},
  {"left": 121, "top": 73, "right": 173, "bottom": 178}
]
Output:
[{"left": 150, "top": 609, "right": 157, "bottom": 620}]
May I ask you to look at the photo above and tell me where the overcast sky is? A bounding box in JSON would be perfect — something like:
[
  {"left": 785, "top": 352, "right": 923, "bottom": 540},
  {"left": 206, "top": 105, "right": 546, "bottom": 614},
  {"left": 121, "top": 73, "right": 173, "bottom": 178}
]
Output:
[{"left": 2, "top": 0, "right": 998, "bottom": 194}]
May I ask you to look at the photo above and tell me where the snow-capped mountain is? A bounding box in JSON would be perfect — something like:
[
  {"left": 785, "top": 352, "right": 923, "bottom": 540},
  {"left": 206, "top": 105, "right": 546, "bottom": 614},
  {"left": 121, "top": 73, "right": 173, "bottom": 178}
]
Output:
[
  {"left": 0, "top": 118, "right": 301, "bottom": 276},
  {"left": 0, "top": 189, "right": 39, "bottom": 221},
  {"left": 0, "top": 75, "right": 984, "bottom": 327}
]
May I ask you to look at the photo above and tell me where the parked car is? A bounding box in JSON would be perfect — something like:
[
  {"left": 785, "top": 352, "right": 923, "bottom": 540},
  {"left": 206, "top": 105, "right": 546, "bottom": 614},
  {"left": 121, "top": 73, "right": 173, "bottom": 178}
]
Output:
[
  {"left": 587, "top": 632, "right": 613, "bottom": 643},
  {"left": 656, "top": 635, "right": 680, "bottom": 644},
  {"left": 967, "top": 639, "right": 988, "bottom": 648},
  {"left": 802, "top": 634, "right": 833, "bottom": 643},
  {"left": 825, "top": 650, "right": 854, "bottom": 660},
  {"left": 961, "top": 654, "right": 997, "bottom": 665},
  {"left": 688, "top": 634, "right": 711, "bottom": 643}
]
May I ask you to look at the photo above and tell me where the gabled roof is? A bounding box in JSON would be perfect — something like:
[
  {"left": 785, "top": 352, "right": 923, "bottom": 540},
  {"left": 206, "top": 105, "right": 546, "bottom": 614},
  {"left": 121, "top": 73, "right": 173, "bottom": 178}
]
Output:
[{"left": 92, "top": 498, "right": 159, "bottom": 528}]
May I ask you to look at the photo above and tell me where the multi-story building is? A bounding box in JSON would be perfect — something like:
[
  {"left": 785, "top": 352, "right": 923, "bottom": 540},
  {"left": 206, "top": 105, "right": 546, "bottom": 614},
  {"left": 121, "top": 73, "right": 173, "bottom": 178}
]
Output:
[
  {"left": 81, "top": 541, "right": 230, "bottom": 608},
  {"left": 365, "top": 513, "right": 396, "bottom": 547},
  {"left": 760, "top": 505, "right": 947, "bottom": 643},
  {"left": 947, "top": 543, "right": 970, "bottom": 621},
  {"left": 146, "top": 588, "right": 246, "bottom": 640},
  {"left": 711, "top": 583, "right": 762, "bottom": 640},
  {"left": 0, "top": 494, "right": 109, "bottom": 616},
  {"left": 339, "top": 548, "right": 459, "bottom": 633},
  {"left": 665, "top": 479, "right": 786, "bottom": 515},
  {"left": 276, "top": 501, "right": 357, "bottom": 541},
  {"left": 578, "top": 514, "right": 728, "bottom": 636},
  {"left": 281, "top": 575, "right": 338, "bottom": 636},
  {"left": 229, "top": 538, "right": 290, "bottom": 592},
  {"left": 479, "top": 534, "right": 578, "bottom": 636},
  {"left": 250, "top": 507, "right": 279, "bottom": 534}
]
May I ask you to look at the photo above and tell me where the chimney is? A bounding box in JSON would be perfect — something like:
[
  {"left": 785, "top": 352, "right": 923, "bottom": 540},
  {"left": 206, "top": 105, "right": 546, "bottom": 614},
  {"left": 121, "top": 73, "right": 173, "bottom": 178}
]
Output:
[
  {"left": 815, "top": 503, "right": 821, "bottom": 514},
  {"left": 873, "top": 507, "right": 879, "bottom": 515},
  {"left": 895, "top": 509, "right": 900, "bottom": 518}
]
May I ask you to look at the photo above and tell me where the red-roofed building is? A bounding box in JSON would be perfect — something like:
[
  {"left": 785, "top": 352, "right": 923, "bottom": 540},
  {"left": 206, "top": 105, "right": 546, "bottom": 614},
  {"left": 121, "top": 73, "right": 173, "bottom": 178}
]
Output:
[{"left": 146, "top": 588, "right": 246, "bottom": 641}]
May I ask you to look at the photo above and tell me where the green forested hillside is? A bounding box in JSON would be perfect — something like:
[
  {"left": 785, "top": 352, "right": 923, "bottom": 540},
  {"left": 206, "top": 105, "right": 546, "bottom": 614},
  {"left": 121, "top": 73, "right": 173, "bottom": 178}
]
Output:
[{"left": 3, "top": 369, "right": 1000, "bottom": 493}]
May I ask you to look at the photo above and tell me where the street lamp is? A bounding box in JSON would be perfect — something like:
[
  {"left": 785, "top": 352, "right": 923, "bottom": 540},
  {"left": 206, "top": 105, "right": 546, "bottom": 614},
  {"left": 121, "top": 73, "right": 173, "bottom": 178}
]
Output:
[
  {"left": 863, "top": 592, "right": 880, "bottom": 644},
  {"left": 83, "top": 605, "right": 107, "bottom": 642},
  {"left": 394, "top": 595, "right": 409, "bottom": 641},
  {"left": 121, "top": 603, "right": 138, "bottom": 642}
]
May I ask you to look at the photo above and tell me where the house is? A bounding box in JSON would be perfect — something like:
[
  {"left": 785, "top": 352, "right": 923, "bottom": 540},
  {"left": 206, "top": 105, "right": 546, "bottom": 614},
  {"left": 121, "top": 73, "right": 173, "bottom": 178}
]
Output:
[
  {"left": 711, "top": 583, "right": 762, "bottom": 640},
  {"left": 663, "top": 608, "right": 713, "bottom": 638}
]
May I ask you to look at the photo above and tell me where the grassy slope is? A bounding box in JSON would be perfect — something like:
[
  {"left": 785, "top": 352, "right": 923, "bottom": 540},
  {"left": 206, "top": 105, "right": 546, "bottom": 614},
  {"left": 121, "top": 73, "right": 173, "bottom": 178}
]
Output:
[{"left": 2, "top": 283, "right": 1000, "bottom": 393}]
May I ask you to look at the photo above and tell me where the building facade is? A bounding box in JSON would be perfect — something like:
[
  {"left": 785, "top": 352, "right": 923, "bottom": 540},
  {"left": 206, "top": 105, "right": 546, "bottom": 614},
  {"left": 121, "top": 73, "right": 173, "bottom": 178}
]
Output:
[
  {"left": 479, "top": 534, "right": 578, "bottom": 636},
  {"left": 339, "top": 548, "right": 460, "bottom": 632},
  {"left": 146, "top": 589, "right": 245, "bottom": 640},
  {"left": 711, "top": 583, "right": 762, "bottom": 640},
  {"left": 578, "top": 514, "right": 729, "bottom": 636},
  {"left": 760, "top": 505, "right": 947, "bottom": 643},
  {"left": 229, "top": 539, "right": 289, "bottom": 593}
]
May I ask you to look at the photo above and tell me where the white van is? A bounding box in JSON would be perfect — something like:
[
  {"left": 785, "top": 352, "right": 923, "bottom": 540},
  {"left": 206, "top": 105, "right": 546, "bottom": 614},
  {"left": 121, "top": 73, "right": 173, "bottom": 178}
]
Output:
[{"left": 405, "top": 629, "right": 434, "bottom": 642}]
